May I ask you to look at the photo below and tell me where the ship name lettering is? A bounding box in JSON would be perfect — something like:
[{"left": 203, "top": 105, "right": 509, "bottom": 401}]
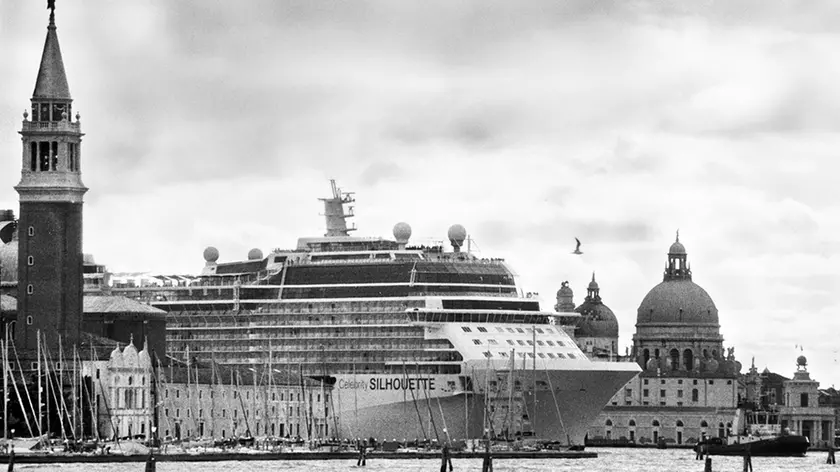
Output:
[{"left": 369, "top": 377, "right": 436, "bottom": 391}]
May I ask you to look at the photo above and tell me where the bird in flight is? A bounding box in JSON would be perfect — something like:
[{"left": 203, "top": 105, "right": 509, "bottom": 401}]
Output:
[{"left": 572, "top": 237, "right": 583, "bottom": 255}]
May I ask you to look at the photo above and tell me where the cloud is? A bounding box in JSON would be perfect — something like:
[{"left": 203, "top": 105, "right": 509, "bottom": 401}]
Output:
[{"left": 2, "top": 0, "right": 840, "bottom": 387}]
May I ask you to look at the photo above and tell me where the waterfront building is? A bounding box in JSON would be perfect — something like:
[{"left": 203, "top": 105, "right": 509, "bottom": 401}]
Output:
[
  {"left": 742, "top": 356, "right": 835, "bottom": 447},
  {"left": 563, "top": 234, "right": 745, "bottom": 445}
]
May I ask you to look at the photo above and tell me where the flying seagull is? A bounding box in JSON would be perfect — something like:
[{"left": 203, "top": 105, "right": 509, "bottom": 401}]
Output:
[{"left": 572, "top": 237, "right": 583, "bottom": 255}]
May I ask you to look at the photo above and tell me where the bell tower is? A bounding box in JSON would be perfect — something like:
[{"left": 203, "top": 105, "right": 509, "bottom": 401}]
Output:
[{"left": 15, "top": 2, "right": 87, "bottom": 351}]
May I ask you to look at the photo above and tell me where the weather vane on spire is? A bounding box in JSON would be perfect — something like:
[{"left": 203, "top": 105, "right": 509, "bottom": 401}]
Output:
[{"left": 676, "top": 229, "right": 680, "bottom": 242}]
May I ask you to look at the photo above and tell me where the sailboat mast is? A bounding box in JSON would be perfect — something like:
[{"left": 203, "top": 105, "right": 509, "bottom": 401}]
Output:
[
  {"left": 3, "top": 331, "right": 8, "bottom": 440},
  {"left": 532, "top": 325, "right": 537, "bottom": 438},
  {"left": 37, "top": 330, "right": 43, "bottom": 437}
]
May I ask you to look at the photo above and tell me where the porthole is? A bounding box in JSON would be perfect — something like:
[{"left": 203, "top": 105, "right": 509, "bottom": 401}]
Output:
[
  {"left": 26, "top": 284, "right": 34, "bottom": 294},
  {"left": 27, "top": 255, "right": 34, "bottom": 266},
  {"left": 28, "top": 226, "right": 34, "bottom": 236},
  {"left": 26, "top": 316, "right": 33, "bottom": 325}
]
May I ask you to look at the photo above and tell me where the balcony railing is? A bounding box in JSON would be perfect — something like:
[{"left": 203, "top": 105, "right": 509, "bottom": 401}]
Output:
[{"left": 21, "top": 120, "right": 81, "bottom": 132}]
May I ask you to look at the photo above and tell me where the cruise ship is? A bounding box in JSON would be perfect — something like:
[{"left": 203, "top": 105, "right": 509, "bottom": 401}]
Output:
[{"left": 111, "top": 181, "right": 641, "bottom": 445}]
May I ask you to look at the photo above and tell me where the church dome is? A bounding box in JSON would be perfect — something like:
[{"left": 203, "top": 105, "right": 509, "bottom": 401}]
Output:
[
  {"left": 637, "top": 233, "right": 718, "bottom": 326},
  {"left": 637, "top": 280, "right": 718, "bottom": 325},
  {"left": 556, "top": 283, "right": 573, "bottom": 298},
  {"left": 0, "top": 240, "right": 18, "bottom": 283},
  {"left": 574, "top": 302, "right": 619, "bottom": 338},
  {"left": 574, "top": 274, "right": 618, "bottom": 338},
  {"left": 669, "top": 240, "right": 686, "bottom": 254}
]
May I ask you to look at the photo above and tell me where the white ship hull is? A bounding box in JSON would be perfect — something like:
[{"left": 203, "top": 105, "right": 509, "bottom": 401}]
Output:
[{"left": 330, "top": 362, "right": 638, "bottom": 445}]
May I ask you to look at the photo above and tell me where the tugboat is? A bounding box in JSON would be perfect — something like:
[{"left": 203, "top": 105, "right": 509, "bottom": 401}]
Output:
[{"left": 697, "top": 409, "right": 809, "bottom": 457}]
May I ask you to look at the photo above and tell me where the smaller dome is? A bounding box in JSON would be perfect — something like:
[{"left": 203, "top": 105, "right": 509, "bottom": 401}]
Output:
[
  {"left": 393, "top": 222, "right": 412, "bottom": 243},
  {"left": 556, "top": 283, "right": 573, "bottom": 297},
  {"left": 669, "top": 241, "right": 686, "bottom": 254},
  {"left": 248, "top": 248, "right": 263, "bottom": 260},
  {"left": 588, "top": 278, "right": 599, "bottom": 291},
  {"left": 83, "top": 253, "right": 96, "bottom": 265},
  {"left": 797, "top": 355, "right": 807, "bottom": 367},
  {"left": 447, "top": 224, "right": 467, "bottom": 247},
  {"left": 203, "top": 246, "right": 219, "bottom": 262}
]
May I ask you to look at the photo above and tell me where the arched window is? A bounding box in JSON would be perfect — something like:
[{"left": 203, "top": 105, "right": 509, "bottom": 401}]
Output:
[
  {"left": 605, "top": 419, "right": 613, "bottom": 426},
  {"left": 692, "top": 389, "right": 699, "bottom": 402},
  {"left": 701, "top": 420, "right": 708, "bottom": 428},
  {"left": 128, "top": 376, "right": 133, "bottom": 386},
  {"left": 652, "top": 420, "right": 660, "bottom": 427},
  {"left": 669, "top": 349, "right": 679, "bottom": 370},
  {"left": 683, "top": 349, "right": 694, "bottom": 371},
  {"left": 676, "top": 420, "right": 684, "bottom": 427},
  {"left": 629, "top": 419, "right": 636, "bottom": 427},
  {"left": 643, "top": 349, "right": 650, "bottom": 367}
]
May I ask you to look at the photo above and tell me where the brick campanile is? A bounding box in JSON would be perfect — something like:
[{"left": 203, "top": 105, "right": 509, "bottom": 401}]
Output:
[{"left": 15, "top": 4, "right": 88, "bottom": 351}]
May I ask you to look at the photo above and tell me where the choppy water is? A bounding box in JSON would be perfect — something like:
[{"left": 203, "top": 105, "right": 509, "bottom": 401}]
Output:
[{"left": 9, "top": 448, "right": 839, "bottom": 471}]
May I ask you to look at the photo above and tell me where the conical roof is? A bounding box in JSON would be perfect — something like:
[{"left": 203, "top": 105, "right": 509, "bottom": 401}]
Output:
[{"left": 32, "top": 12, "right": 71, "bottom": 100}]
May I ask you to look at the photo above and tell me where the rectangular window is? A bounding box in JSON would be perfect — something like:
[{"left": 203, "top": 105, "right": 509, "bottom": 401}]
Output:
[
  {"left": 625, "top": 388, "right": 632, "bottom": 397},
  {"left": 472, "top": 339, "right": 482, "bottom": 345},
  {"left": 660, "top": 390, "right": 666, "bottom": 397},
  {"left": 643, "top": 389, "right": 649, "bottom": 397},
  {"left": 801, "top": 393, "right": 809, "bottom": 407},
  {"left": 477, "top": 327, "right": 487, "bottom": 332},
  {"left": 461, "top": 327, "right": 471, "bottom": 333},
  {"left": 677, "top": 390, "right": 683, "bottom": 398},
  {"left": 644, "top": 379, "right": 649, "bottom": 385}
]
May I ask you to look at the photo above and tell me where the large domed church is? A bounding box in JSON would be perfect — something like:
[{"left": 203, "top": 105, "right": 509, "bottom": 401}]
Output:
[
  {"left": 573, "top": 234, "right": 745, "bottom": 446},
  {"left": 633, "top": 233, "right": 741, "bottom": 377}
]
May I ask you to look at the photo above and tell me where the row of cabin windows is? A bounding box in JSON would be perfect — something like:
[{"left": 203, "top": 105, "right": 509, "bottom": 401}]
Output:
[
  {"left": 484, "top": 351, "right": 576, "bottom": 360},
  {"left": 462, "top": 326, "right": 558, "bottom": 335},
  {"left": 28, "top": 142, "right": 79, "bottom": 172},
  {"left": 473, "top": 338, "right": 566, "bottom": 348}
]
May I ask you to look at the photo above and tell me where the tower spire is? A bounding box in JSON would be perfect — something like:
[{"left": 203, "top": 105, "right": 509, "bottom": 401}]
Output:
[
  {"left": 34, "top": 0, "right": 70, "bottom": 101},
  {"left": 15, "top": 2, "right": 86, "bottom": 352}
]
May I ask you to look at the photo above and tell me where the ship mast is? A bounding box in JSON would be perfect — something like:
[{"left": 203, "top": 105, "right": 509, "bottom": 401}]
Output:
[{"left": 319, "top": 179, "right": 356, "bottom": 237}]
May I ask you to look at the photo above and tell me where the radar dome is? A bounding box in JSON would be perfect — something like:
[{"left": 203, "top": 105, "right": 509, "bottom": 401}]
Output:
[
  {"left": 447, "top": 224, "right": 467, "bottom": 249},
  {"left": 248, "top": 248, "right": 264, "bottom": 260},
  {"left": 393, "top": 222, "right": 412, "bottom": 243},
  {"left": 203, "top": 246, "right": 219, "bottom": 263}
]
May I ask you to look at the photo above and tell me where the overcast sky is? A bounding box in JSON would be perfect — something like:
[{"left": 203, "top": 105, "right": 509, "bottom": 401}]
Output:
[{"left": 1, "top": 1, "right": 839, "bottom": 385}]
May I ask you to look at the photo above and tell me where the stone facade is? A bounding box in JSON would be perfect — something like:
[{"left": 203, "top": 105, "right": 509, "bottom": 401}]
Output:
[{"left": 580, "top": 234, "right": 744, "bottom": 445}]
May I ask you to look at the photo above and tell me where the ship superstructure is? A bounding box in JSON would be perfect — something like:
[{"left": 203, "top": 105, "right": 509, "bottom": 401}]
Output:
[{"left": 110, "top": 180, "right": 640, "bottom": 444}]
